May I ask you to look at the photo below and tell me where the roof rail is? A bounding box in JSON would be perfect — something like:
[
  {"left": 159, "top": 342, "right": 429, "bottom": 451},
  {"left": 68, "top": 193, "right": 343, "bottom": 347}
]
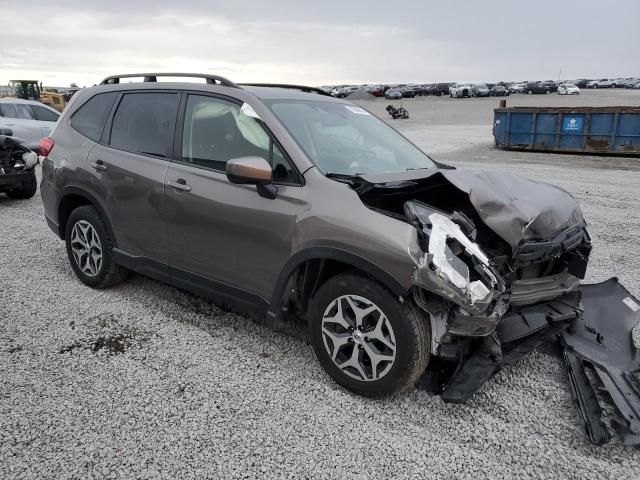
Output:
[
  {"left": 99, "top": 73, "right": 239, "bottom": 88},
  {"left": 239, "top": 83, "right": 332, "bottom": 97}
]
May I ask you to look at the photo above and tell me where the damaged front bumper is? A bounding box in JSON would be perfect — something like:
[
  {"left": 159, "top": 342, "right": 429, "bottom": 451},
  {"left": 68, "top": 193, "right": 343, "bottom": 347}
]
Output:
[{"left": 417, "top": 277, "right": 640, "bottom": 447}]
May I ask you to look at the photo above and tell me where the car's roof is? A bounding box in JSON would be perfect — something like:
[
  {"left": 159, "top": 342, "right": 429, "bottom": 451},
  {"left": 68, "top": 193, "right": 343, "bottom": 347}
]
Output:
[{"left": 82, "top": 82, "right": 346, "bottom": 103}]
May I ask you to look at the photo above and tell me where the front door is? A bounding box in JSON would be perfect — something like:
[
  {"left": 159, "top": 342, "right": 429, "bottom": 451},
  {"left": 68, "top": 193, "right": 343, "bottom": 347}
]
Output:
[{"left": 165, "top": 93, "right": 306, "bottom": 306}]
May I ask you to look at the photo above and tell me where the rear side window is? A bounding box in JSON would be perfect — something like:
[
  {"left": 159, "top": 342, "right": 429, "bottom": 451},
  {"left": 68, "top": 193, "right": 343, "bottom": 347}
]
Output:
[
  {"left": 30, "top": 105, "right": 59, "bottom": 122},
  {"left": 71, "top": 92, "right": 117, "bottom": 142},
  {"left": 109, "top": 93, "right": 179, "bottom": 158},
  {"left": 0, "top": 103, "right": 34, "bottom": 120}
]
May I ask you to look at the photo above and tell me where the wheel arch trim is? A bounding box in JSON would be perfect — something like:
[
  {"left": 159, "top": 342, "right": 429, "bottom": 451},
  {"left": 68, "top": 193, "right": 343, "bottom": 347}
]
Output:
[
  {"left": 57, "top": 186, "right": 116, "bottom": 243},
  {"left": 268, "top": 246, "right": 410, "bottom": 318}
]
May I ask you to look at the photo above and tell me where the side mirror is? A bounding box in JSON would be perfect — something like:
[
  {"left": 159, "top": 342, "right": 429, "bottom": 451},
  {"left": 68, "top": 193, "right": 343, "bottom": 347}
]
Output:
[
  {"left": 226, "top": 156, "right": 278, "bottom": 199},
  {"left": 226, "top": 156, "right": 272, "bottom": 185}
]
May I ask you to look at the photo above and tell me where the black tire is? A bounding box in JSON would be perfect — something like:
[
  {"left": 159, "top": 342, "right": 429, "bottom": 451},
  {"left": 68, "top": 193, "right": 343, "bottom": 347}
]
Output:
[
  {"left": 65, "top": 205, "right": 128, "bottom": 289},
  {"left": 309, "top": 272, "right": 430, "bottom": 396},
  {"left": 527, "top": 90, "right": 533, "bottom": 94},
  {"left": 6, "top": 172, "right": 37, "bottom": 199}
]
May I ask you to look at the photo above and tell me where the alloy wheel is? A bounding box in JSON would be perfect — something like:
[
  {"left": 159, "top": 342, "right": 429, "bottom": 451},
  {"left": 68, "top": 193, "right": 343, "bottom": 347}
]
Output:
[
  {"left": 70, "top": 220, "right": 103, "bottom": 277},
  {"left": 321, "top": 295, "right": 396, "bottom": 382}
]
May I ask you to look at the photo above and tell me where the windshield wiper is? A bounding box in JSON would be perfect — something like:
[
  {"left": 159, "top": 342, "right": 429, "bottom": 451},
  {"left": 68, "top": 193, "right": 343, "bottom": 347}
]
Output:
[{"left": 326, "top": 172, "right": 360, "bottom": 180}]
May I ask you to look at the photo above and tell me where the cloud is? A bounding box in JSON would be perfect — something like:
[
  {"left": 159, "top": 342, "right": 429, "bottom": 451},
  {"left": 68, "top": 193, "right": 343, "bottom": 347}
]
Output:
[{"left": 0, "top": 0, "right": 638, "bottom": 87}]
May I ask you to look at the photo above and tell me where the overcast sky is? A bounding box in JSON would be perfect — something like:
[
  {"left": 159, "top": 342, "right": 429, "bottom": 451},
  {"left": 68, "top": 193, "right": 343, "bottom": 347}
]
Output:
[{"left": 1, "top": 0, "right": 638, "bottom": 87}]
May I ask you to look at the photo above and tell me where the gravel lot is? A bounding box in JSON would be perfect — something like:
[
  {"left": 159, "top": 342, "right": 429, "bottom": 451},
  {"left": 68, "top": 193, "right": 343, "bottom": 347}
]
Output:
[{"left": 2, "top": 89, "right": 640, "bottom": 479}]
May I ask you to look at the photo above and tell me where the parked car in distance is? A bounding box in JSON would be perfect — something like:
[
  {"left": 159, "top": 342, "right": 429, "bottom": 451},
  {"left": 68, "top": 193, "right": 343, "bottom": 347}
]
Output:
[
  {"left": 587, "top": 79, "right": 614, "bottom": 88},
  {"left": 624, "top": 78, "right": 640, "bottom": 89},
  {"left": 525, "top": 81, "right": 556, "bottom": 94},
  {"left": 612, "top": 78, "right": 628, "bottom": 88},
  {"left": 449, "top": 83, "right": 473, "bottom": 98},
  {"left": 430, "top": 83, "right": 452, "bottom": 96},
  {"left": 385, "top": 88, "right": 403, "bottom": 100},
  {"left": 400, "top": 85, "right": 417, "bottom": 98},
  {"left": 335, "top": 86, "right": 361, "bottom": 98},
  {"left": 39, "top": 72, "right": 594, "bottom": 400},
  {"left": 471, "top": 83, "right": 490, "bottom": 97},
  {"left": 572, "top": 79, "right": 591, "bottom": 88},
  {"left": 489, "top": 85, "right": 509, "bottom": 96},
  {"left": 367, "top": 85, "right": 387, "bottom": 97},
  {"left": 557, "top": 83, "right": 580, "bottom": 95},
  {"left": 0, "top": 98, "right": 60, "bottom": 150},
  {"left": 508, "top": 82, "right": 526, "bottom": 93}
]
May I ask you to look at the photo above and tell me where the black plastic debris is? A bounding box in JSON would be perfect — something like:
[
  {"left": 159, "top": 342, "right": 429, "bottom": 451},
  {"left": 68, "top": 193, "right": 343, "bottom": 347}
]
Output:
[{"left": 563, "top": 278, "right": 640, "bottom": 446}]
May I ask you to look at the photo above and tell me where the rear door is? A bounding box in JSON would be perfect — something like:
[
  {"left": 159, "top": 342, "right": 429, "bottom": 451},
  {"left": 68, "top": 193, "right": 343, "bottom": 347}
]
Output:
[
  {"left": 165, "top": 93, "right": 306, "bottom": 305},
  {"left": 87, "top": 91, "right": 180, "bottom": 275}
]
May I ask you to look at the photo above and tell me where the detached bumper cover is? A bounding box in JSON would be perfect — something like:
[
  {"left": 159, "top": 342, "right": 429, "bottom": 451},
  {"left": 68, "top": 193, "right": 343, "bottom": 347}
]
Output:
[{"left": 562, "top": 278, "right": 640, "bottom": 446}]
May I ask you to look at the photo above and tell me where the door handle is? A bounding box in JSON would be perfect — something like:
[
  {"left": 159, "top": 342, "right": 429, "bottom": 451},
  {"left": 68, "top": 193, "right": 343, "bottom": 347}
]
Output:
[
  {"left": 91, "top": 159, "right": 107, "bottom": 171},
  {"left": 167, "top": 179, "right": 191, "bottom": 192}
]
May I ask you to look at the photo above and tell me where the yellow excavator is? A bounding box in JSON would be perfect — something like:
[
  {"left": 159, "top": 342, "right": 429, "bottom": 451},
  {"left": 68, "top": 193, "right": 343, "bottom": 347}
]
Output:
[{"left": 1, "top": 80, "right": 67, "bottom": 112}]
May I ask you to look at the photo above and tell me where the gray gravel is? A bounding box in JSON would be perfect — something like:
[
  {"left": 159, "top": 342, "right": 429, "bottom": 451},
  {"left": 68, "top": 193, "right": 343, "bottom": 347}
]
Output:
[{"left": 3, "top": 90, "right": 640, "bottom": 479}]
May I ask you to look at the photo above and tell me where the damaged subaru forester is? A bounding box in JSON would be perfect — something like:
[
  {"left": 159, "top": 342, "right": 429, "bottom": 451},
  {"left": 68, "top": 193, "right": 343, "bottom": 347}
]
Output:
[{"left": 40, "top": 74, "right": 640, "bottom": 444}]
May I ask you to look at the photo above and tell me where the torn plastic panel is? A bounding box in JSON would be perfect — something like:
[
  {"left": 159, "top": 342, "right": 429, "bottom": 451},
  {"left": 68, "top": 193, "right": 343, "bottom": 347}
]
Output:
[
  {"left": 405, "top": 200, "right": 506, "bottom": 318},
  {"left": 562, "top": 278, "right": 640, "bottom": 446}
]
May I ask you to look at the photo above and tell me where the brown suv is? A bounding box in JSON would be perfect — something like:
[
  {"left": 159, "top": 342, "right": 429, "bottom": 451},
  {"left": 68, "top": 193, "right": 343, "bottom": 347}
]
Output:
[{"left": 40, "top": 73, "right": 591, "bottom": 401}]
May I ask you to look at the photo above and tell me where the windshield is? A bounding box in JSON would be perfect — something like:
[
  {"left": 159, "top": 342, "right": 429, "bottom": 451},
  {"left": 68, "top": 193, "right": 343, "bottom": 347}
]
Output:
[
  {"left": 565, "top": 84, "right": 577, "bottom": 88},
  {"left": 266, "top": 100, "right": 436, "bottom": 175}
]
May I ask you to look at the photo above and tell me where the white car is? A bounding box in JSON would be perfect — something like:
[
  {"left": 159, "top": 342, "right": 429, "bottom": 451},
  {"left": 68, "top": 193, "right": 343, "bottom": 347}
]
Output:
[
  {"left": 449, "top": 83, "right": 473, "bottom": 98},
  {"left": 557, "top": 83, "right": 580, "bottom": 95},
  {"left": 0, "top": 98, "right": 60, "bottom": 150}
]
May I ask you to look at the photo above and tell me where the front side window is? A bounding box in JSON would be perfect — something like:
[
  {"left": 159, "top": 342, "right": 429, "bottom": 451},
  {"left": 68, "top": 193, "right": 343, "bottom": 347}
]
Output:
[
  {"left": 181, "top": 95, "right": 298, "bottom": 183},
  {"left": 266, "top": 100, "right": 436, "bottom": 176},
  {"left": 110, "top": 92, "right": 179, "bottom": 157},
  {"left": 30, "top": 105, "right": 60, "bottom": 122},
  {"left": 0, "top": 103, "right": 34, "bottom": 120},
  {"left": 71, "top": 92, "right": 118, "bottom": 142}
]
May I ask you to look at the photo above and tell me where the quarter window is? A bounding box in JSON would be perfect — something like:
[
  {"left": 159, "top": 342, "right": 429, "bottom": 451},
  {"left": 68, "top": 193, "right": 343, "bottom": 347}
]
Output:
[
  {"left": 110, "top": 93, "right": 179, "bottom": 158},
  {"left": 71, "top": 92, "right": 118, "bottom": 142},
  {"left": 181, "top": 95, "right": 298, "bottom": 183},
  {"left": 30, "top": 105, "right": 60, "bottom": 122}
]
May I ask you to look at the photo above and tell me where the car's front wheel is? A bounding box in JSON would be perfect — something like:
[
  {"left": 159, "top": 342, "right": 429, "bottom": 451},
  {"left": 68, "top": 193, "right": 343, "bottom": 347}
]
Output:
[
  {"left": 309, "top": 273, "right": 431, "bottom": 396},
  {"left": 65, "top": 205, "right": 129, "bottom": 289}
]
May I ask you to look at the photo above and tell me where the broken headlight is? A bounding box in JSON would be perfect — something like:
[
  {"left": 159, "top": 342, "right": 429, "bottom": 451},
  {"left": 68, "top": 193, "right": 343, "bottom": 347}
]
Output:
[{"left": 406, "top": 201, "right": 505, "bottom": 312}]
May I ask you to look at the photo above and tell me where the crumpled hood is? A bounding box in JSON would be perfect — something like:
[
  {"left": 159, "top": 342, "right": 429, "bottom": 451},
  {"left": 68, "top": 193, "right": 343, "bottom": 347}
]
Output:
[{"left": 441, "top": 169, "right": 584, "bottom": 248}]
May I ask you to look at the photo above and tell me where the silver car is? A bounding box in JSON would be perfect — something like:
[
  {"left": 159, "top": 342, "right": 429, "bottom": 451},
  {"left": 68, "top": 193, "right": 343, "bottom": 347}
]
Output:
[{"left": 0, "top": 98, "right": 60, "bottom": 150}]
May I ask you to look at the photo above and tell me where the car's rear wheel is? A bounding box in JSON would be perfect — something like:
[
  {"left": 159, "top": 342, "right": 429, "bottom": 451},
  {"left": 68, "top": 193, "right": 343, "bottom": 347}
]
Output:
[
  {"left": 6, "top": 172, "right": 37, "bottom": 200},
  {"left": 309, "top": 273, "right": 430, "bottom": 396},
  {"left": 65, "top": 205, "right": 129, "bottom": 289}
]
